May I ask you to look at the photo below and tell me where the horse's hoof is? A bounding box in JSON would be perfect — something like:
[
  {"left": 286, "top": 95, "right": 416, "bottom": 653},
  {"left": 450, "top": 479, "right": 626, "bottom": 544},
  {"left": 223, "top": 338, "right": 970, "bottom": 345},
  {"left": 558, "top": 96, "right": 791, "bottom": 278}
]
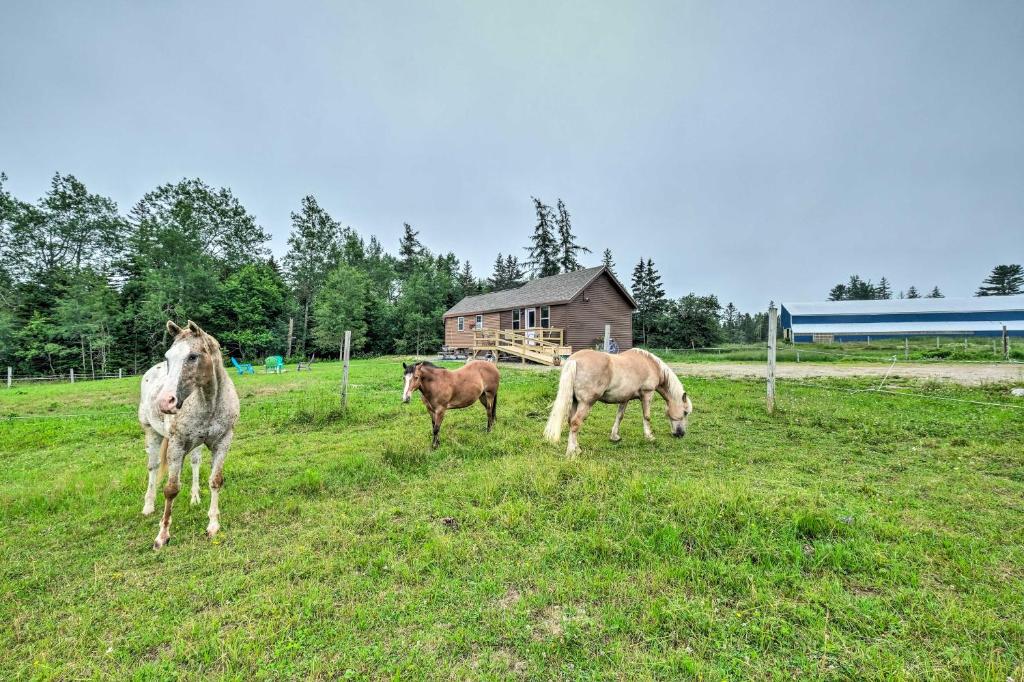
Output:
[
  {"left": 142, "top": 506, "right": 155, "bottom": 516},
  {"left": 206, "top": 526, "right": 219, "bottom": 539},
  {"left": 153, "top": 538, "right": 168, "bottom": 550},
  {"left": 610, "top": 435, "right": 621, "bottom": 443},
  {"left": 190, "top": 493, "right": 201, "bottom": 505}
]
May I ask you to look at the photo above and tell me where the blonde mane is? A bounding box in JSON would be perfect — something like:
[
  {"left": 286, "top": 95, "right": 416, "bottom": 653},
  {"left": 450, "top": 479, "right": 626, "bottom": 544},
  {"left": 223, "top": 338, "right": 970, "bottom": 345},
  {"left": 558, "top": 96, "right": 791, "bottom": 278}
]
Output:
[{"left": 628, "top": 348, "right": 686, "bottom": 402}]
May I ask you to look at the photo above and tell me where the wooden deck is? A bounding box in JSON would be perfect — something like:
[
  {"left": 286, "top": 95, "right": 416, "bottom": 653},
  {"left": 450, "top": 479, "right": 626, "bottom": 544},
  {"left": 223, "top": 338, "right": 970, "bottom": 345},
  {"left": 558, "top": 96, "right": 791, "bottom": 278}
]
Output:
[{"left": 472, "top": 328, "right": 571, "bottom": 366}]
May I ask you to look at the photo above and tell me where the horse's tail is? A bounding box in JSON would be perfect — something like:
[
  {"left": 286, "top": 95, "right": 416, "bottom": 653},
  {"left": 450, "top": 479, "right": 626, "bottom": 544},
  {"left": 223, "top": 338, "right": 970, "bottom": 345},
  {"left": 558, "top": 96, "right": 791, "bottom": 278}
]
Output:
[
  {"left": 544, "top": 358, "right": 577, "bottom": 443},
  {"left": 157, "top": 437, "right": 169, "bottom": 486}
]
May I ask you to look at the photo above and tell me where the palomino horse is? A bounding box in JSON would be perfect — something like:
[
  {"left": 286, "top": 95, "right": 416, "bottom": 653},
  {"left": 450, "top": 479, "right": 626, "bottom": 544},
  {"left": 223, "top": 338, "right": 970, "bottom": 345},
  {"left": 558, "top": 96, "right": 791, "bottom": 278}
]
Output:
[
  {"left": 402, "top": 360, "right": 500, "bottom": 448},
  {"left": 543, "top": 348, "right": 692, "bottom": 457},
  {"left": 138, "top": 321, "right": 240, "bottom": 549}
]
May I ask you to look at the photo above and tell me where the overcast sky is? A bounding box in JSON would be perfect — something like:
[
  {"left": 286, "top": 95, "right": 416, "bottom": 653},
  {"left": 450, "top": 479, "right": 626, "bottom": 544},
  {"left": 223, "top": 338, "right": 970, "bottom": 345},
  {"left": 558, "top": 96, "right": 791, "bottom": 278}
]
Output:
[{"left": 2, "top": 1, "right": 1022, "bottom": 310}]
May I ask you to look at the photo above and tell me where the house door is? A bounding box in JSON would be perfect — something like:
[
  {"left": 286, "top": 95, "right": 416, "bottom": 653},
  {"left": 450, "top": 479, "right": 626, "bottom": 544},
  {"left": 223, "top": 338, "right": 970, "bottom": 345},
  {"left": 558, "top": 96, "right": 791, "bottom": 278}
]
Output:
[{"left": 524, "top": 308, "right": 537, "bottom": 345}]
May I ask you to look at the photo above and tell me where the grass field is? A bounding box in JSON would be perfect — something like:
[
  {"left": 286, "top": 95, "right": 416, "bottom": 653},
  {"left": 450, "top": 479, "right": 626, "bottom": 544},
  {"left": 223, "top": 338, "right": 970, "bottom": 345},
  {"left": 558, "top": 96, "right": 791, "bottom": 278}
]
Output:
[{"left": 2, "top": 358, "right": 1023, "bottom": 680}]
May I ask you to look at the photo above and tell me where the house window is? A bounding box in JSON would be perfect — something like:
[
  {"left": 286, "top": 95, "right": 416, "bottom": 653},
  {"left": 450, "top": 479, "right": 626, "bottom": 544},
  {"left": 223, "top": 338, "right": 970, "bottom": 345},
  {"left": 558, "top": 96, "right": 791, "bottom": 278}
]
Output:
[
  {"left": 476, "top": 314, "right": 483, "bottom": 329},
  {"left": 541, "top": 306, "right": 550, "bottom": 329},
  {"left": 512, "top": 308, "right": 520, "bottom": 330},
  {"left": 457, "top": 316, "right": 464, "bottom": 331}
]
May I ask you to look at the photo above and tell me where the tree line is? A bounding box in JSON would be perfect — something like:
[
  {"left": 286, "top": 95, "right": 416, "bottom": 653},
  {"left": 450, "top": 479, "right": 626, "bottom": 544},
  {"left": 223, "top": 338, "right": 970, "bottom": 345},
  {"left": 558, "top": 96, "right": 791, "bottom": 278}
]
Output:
[
  {"left": 0, "top": 173, "right": 771, "bottom": 375},
  {"left": 826, "top": 265, "right": 1023, "bottom": 301}
]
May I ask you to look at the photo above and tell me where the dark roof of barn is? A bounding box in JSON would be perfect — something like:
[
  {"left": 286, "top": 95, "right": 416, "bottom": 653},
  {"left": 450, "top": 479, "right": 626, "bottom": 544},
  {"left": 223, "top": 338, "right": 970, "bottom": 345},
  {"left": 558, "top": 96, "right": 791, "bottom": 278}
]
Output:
[{"left": 444, "top": 265, "right": 636, "bottom": 316}]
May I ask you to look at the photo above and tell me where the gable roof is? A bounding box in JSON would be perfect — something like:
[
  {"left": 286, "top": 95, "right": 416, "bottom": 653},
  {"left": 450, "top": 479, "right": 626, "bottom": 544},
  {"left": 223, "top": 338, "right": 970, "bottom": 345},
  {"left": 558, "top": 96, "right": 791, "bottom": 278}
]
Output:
[{"left": 444, "top": 265, "right": 636, "bottom": 316}]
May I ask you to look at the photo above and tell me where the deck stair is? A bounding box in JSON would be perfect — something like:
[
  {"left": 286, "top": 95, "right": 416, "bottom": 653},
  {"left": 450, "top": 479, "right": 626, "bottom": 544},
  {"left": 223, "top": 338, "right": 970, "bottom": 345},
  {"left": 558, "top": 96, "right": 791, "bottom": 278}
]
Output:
[{"left": 472, "top": 328, "right": 571, "bottom": 366}]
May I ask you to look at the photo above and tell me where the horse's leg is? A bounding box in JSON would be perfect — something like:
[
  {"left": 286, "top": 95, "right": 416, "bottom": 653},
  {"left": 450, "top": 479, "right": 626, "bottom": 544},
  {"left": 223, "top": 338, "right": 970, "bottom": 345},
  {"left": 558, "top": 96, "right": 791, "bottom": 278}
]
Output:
[
  {"left": 206, "top": 431, "right": 233, "bottom": 538},
  {"left": 567, "top": 400, "right": 593, "bottom": 457},
  {"left": 189, "top": 447, "right": 202, "bottom": 505},
  {"left": 153, "top": 441, "right": 185, "bottom": 549},
  {"left": 431, "top": 408, "right": 446, "bottom": 449},
  {"left": 479, "top": 394, "right": 492, "bottom": 432},
  {"left": 489, "top": 389, "right": 497, "bottom": 429},
  {"left": 610, "top": 402, "right": 628, "bottom": 442},
  {"left": 142, "top": 426, "right": 162, "bottom": 515},
  {"left": 641, "top": 391, "right": 655, "bottom": 441}
]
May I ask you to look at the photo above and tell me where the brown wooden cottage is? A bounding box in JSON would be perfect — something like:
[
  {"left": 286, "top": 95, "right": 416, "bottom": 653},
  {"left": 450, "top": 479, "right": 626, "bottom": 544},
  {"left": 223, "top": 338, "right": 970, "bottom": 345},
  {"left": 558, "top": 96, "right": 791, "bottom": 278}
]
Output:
[{"left": 442, "top": 266, "right": 636, "bottom": 365}]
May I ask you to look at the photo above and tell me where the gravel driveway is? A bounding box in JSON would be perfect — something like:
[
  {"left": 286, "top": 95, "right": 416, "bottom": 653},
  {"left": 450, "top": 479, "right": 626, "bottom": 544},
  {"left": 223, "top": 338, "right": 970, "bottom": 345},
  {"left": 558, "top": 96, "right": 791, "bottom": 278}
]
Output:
[{"left": 668, "top": 361, "right": 1024, "bottom": 386}]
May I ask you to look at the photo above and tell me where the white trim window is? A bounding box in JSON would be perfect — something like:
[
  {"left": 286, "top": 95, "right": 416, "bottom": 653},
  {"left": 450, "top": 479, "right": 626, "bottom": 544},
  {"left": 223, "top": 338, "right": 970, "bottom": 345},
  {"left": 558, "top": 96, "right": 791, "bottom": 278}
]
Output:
[
  {"left": 457, "top": 316, "right": 464, "bottom": 331},
  {"left": 541, "top": 306, "right": 550, "bottom": 329},
  {"left": 475, "top": 314, "right": 483, "bottom": 329},
  {"left": 512, "top": 308, "right": 520, "bottom": 330}
]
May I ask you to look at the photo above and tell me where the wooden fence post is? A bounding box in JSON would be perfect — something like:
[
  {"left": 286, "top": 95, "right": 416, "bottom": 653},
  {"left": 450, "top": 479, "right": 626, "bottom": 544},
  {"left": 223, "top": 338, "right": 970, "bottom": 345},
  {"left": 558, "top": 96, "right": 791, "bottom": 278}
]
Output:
[
  {"left": 904, "top": 338, "right": 909, "bottom": 361},
  {"left": 1004, "top": 325, "right": 1009, "bottom": 361},
  {"left": 767, "top": 304, "right": 777, "bottom": 414},
  {"left": 118, "top": 368, "right": 123, "bottom": 379},
  {"left": 287, "top": 317, "right": 294, "bottom": 358},
  {"left": 6, "top": 366, "right": 11, "bottom": 389},
  {"left": 603, "top": 324, "right": 611, "bottom": 352},
  {"left": 340, "top": 330, "right": 352, "bottom": 410},
  {"left": 70, "top": 368, "right": 75, "bottom": 384}
]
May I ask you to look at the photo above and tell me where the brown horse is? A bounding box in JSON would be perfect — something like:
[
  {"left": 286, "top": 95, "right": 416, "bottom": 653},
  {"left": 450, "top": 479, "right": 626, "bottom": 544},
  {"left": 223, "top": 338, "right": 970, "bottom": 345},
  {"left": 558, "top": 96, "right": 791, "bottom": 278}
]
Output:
[
  {"left": 543, "top": 348, "right": 692, "bottom": 457},
  {"left": 402, "top": 360, "right": 500, "bottom": 448}
]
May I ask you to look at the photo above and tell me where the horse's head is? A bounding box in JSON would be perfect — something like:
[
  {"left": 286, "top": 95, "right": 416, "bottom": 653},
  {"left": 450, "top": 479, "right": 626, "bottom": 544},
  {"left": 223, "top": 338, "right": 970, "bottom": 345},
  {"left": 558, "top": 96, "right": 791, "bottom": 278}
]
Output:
[
  {"left": 157, "top": 320, "right": 218, "bottom": 415},
  {"left": 402, "top": 362, "right": 422, "bottom": 403},
  {"left": 660, "top": 366, "right": 693, "bottom": 437}
]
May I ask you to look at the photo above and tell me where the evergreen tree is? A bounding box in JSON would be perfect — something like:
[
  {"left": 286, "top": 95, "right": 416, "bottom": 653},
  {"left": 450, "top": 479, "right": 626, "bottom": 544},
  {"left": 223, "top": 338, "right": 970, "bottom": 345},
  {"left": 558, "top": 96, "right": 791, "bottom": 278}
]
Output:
[
  {"left": 601, "top": 248, "right": 616, "bottom": 277},
  {"left": 906, "top": 286, "right": 921, "bottom": 299},
  {"left": 524, "top": 198, "right": 559, "bottom": 277},
  {"left": 828, "top": 284, "right": 848, "bottom": 301},
  {"left": 927, "top": 286, "right": 944, "bottom": 299},
  {"left": 876, "top": 277, "right": 892, "bottom": 299},
  {"left": 397, "top": 223, "right": 423, "bottom": 277},
  {"left": 282, "top": 195, "right": 343, "bottom": 357},
  {"left": 505, "top": 255, "right": 525, "bottom": 289},
  {"left": 722, "top": 302, "right": 739, "bottom": 342},
  {"left": 846, "top": 275, "right": 875, "bottom": 300},
  {"left": 456, "top": 260, "right": 479, "bottom": 298},
  {"left": 555, "top": 199, "right": 589, "bottom": 272},
  {"left": 976, "top": 264, "right": 1024, "bottom": 296},
  {"left": 630, "top": 259, "right": 666, "bottom": 345},
  {"left": 487, "top": 253, "right": 507, "bottom": 291}
]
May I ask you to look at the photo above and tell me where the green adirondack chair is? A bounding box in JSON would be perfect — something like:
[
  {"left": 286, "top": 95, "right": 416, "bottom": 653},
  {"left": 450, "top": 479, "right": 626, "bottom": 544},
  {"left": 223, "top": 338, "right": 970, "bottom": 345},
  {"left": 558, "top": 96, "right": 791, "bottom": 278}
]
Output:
[{"left": 264, "top": 355, "right": 285, "bottom": 374}]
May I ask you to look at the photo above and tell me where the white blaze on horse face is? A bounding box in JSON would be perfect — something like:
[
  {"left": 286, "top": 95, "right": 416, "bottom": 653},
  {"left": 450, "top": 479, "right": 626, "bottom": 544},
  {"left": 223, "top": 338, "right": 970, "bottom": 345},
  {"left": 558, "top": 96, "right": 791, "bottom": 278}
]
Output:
[
  {"left": 402, "top": 373, "right": 413, "bottom": 403},
  {"left": 158, "top": 339, "right": 190, "bottom": 414}
]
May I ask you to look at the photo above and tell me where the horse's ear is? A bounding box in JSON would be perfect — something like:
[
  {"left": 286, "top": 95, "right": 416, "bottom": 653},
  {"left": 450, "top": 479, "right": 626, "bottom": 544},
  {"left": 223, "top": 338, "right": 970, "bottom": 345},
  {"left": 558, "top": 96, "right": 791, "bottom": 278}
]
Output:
[
  {"left": 166, "top": 320, "right": 182, "bottom": 337},
  {"left": 186, "top": 320, "right": 205, "bottom": 336},
  {"left": 402, "top": 362, "right": 408, "bottom": 370}
]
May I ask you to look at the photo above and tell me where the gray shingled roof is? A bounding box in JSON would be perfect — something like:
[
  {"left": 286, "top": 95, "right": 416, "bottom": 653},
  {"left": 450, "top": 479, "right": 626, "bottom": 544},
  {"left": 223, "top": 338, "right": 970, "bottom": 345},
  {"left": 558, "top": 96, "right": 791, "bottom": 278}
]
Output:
[{"left": 444, "top": 265, "right": 636, "bottom": 316}]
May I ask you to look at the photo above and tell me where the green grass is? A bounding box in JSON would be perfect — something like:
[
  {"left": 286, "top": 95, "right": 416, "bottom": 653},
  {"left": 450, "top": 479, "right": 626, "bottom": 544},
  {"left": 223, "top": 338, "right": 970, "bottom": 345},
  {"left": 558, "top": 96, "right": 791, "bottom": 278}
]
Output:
[
  {"left": 1, "top": 358, "right": 1023, "bottom": 680},
  {"left": 653, "top": 338, "right": 1024, "bottom": 364}
]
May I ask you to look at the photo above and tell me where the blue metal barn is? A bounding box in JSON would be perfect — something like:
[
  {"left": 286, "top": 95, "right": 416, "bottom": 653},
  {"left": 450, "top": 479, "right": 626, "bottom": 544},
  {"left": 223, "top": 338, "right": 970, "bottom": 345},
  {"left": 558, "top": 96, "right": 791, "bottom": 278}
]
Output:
[{"left": 780, "top": 296, "right": 1024, "bottom": 343}]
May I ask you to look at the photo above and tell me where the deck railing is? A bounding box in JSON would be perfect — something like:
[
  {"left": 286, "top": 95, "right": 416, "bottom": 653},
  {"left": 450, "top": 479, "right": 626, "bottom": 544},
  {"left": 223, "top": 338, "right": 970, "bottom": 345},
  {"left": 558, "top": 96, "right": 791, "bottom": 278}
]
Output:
[{"left": 472, "top": 327, "right": 571, "bottom": 364}]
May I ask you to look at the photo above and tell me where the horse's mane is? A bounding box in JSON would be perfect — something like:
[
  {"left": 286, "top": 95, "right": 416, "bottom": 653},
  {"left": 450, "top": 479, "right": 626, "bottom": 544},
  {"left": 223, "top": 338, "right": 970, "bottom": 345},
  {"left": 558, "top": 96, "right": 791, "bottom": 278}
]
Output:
[
  {"left": 417, "top": 361, "right": 439, "bottom": 369},
  {"left": 628, "top": 348, "right": 686, "bottom": 401}
]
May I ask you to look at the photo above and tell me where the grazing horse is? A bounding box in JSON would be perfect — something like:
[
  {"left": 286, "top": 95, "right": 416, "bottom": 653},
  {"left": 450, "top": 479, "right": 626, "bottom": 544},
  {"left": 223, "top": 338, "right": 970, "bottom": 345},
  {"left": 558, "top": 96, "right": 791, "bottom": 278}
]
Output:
[
  {"left": 402, "top": 360, "right": 500, "bottom": 448},
  {"left": 543, "top": 348, "right": 693, "bottom": 457},
  {"left": 138, "top": 320, "right": 240, "bottom": 549}
]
